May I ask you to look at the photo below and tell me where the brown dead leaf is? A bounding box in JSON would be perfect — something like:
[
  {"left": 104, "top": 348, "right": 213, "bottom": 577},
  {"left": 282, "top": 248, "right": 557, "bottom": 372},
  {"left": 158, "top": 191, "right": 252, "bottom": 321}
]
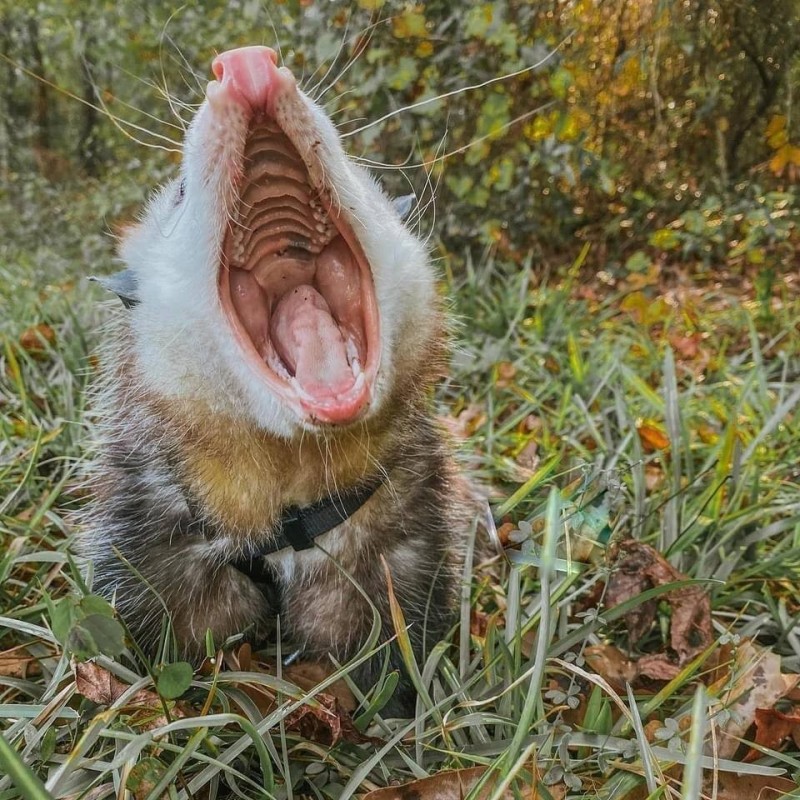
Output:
[
  {"left": 584, "top": 644, "right": 639, "bottom": 690},
  {"left": 470, "top": 610, "right": 489, "bottom": 638},
  {"left": 448, "top": 404, "right": 487, "bottom": 439},
  {"left": 636, "top": 421, "right": 670, "bottom": 452},
  {"left": 516, "top": 439, "right": 539, "bottom": 470},
  {"left": 644, "top": 464, "right": 665, "bottom": 491},
  {"left": 606, "top": 540, "right": 712, "bottom": 664},
  {"left": 748, "top": 707, "right": 800, "bottom": 761},
  {"left": 363, "top": 767, "right": 520, "bottom": 800},
  {"left": 605, "top": 543, "right": 658, "bottom": 643},
  {"left": 495, "top": 361, "right": 517, "bottom": 388},
  {"left": 712, "top": 640, "right": 800, "bottom": 759},
  {"left": 496, "top": 521, "right": 515, "bottom": 547},
  {"left": 523, "top": 414, "right": 543, "bottom": 433},
  {"left": 284, "top": 691, "right": 375, "bottom": 746},
  {"left": 669, "top": 332, "right": 702, "bottom": 361},
  {"left": 75, "top": 660, "right": 131, "bottom": 704},
  {"left": 707, "top": 772, "right": 799, "bottom": 799},
  {"left": 222, "top": 651, "right": 366, "bottom": 745},
  {"left": 0, "top": 647, "right": 41, "bottom": 679},
  {"left": 636, "top": 653, "right": 681, "bottom": 681},
  {"left": 74, "top": 661, "right": 190, "bottom": 730},
  {"left": 643, "top": 719, "right": 663, "bottom": 743},
  {"left": 283, "top": 661, "right": 357, "bottom": 713},
  {"left": 19, "top": 323, "right": 56, "bottom": 355},
  {"left": 622, "top": 770, "right": 800, "bottom": 800}
]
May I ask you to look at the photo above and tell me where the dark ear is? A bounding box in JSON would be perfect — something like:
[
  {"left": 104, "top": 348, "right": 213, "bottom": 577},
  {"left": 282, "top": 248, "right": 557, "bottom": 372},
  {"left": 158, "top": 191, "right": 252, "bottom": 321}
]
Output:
[
  {"left": 90, "top": 269, "right": 140, "bottom": 309},
  {"left": 392, "top": 193, "right": 416, "bottom": 221}
]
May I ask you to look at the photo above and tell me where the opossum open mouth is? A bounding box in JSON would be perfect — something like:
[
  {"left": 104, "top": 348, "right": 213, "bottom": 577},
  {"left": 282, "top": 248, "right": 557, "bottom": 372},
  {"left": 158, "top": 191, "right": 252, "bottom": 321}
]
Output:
[{"left": 212, "top": 47, "right": 379, "bottom": 426}]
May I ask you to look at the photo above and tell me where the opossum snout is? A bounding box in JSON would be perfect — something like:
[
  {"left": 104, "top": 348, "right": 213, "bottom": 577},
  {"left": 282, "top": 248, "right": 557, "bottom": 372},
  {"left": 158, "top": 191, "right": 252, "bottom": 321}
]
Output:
[{"left": 208, "top": 46, "right": 289, "bottom": 115}]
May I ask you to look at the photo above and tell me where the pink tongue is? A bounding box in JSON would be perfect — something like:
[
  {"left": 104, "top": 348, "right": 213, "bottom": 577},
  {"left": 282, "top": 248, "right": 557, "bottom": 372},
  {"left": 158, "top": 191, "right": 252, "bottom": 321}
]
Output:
[{"left": 270, "top": 286, "right": 354, "bottom": 397}]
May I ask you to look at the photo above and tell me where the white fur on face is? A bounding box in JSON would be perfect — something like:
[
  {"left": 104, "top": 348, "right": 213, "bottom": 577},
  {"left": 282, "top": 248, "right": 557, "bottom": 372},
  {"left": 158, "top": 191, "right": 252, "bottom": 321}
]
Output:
[{"left": 118, "top": 77, "right": 437, "bottom": 438}]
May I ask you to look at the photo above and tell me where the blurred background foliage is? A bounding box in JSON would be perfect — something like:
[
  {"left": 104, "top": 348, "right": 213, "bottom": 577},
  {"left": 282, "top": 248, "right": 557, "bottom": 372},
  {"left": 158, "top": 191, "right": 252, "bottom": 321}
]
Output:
[{"left": 0, "top": 0, "right": 799, "bottom": 276}]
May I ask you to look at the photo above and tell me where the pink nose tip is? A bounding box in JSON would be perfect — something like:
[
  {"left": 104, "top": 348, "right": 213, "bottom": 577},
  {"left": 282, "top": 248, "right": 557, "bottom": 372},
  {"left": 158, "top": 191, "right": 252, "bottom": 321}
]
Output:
[{"left": 211, "top": 46, "right": 279, "bottom": 111}]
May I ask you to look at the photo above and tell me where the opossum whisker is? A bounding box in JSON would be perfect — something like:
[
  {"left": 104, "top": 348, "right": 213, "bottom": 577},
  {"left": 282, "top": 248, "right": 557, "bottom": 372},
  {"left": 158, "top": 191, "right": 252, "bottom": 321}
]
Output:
[
  {"left": 349, "top": 134, "right": 419, "bottom": 167},
  {"left": 263, "top": 8, "right": 286, "bottom": 75},
  {"left": 323, "top": 88, "right": 364, "bottom": 116},
  {"left": 0, "top": 53, "right": 182, "bottom": 153},
  {"left": 156, "top": 9, "right": 204, "bottom": 128},
  {"left": 109, "top": 79, "right": 188, "bottom": 131},
  {"left": 81, "top": 56, "right": 188, "bottom": 136},
  {"left": 341, "top": 35, "right": 568, "bottom": 138},
  {"left": 348, "top": 102, "right": 556, "bottom": 174},
  {"left": 159, "top": 18, "right": 208, "bottom": 96},
  {"left": 414, "top": 130, "right": 448, "bottom": 246},
  {"left": 92, "top": 87, "right": 183, "bottom": 151},
  {"left": 304, "top": 6, "right": 358, "bottom": 101},
  {"left": 311, "top": 15, "right": 385, "bottom": 103}
]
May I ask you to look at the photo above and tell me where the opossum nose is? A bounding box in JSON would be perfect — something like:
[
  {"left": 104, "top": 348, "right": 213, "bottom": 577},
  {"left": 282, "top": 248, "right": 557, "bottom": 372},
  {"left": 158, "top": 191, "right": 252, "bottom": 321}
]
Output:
[{"left": 211, "top": 46, "right": 280, "bottom": 112}]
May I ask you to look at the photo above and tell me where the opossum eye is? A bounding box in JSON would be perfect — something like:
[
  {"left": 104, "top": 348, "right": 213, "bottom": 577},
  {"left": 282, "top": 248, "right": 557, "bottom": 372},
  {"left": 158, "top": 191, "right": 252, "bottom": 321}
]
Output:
[{"left": 174, "top": 178, "right": 186, "bottom": 206}]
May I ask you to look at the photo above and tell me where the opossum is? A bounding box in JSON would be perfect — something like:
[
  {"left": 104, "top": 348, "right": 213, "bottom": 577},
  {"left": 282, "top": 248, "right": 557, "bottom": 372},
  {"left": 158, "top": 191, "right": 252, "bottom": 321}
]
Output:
[{"left": 81, "top": 45, "right": 483, "bottom": 716}]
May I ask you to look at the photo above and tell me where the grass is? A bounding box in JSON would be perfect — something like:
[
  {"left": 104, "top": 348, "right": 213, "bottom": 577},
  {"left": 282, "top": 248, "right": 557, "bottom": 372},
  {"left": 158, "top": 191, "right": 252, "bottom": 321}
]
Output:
[{"left": 1, "top": 170, "right": 800, "bottom": 799}]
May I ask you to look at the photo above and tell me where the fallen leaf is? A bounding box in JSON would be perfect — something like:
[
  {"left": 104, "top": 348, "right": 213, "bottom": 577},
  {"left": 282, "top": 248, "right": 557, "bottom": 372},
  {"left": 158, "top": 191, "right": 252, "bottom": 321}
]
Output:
[
  {"left": 748, "top": 707, "right": 800, "bottom": 761},
  {"left": 636, "top": 653, "right": 681, "bottom": 681},
  {"left": 75, "top": 660, "right": 130, "bottom": 704},
  {"left": 448, "top": 404, "right": 487, "bottom": 439},
  {"left": 644, "top": 464, "right": 665, "bottom": 491},
  {"left": 712, "top": 640, "right": 800, "bottom": 759},
  {"left": 515, "top": 439, "right": 539, "bottom": 471},
  {"left": 495, "top": 361, "right": 517, "bottom": 388},
  {"left": 636, "top": 421, "right": 670, "bottom": 452},
  {"left": 470, "top": 610, "right": 489, "bottom": 638},
  {"left": 605, "top": 540, "right": 712, "bottom": 664},
  {"left": 0, "top": 647, "right": 41, "bottom": 679},
  {"left": 496, "top": 521, "right": 515, "bottom": 547},
  {"left": 364, "top": 767, "right": 520, "bottom": 800},
  {"left": 706, "top": 772, "right": 799, "bottom": 799},
  {"left": 19, "top": 323, "right": 56, "bottom": 355},
  {"left": 222, "top": 650, "right": 365, "bottom": 744},
  {"left": 284, "top": 660, "right": 357, "bottom": 713},
  {"left": 74, "top": 661, "right": 191, "bottom": 730},
  {"left": 605, "top": 545, "right": 658, "bottom": 643},
  {"left": 669, "top": 332, "right": 701, "bottom": 360},
  {"left": 284, "top": 691, "right": 374, "bottom": 746},
  {"left": 584, "top": 644, "right": 639, "bottom": 690}
]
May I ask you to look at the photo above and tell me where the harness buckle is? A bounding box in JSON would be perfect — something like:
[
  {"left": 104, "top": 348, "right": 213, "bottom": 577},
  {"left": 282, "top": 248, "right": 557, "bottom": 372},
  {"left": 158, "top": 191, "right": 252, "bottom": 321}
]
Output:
[{"left": 281, "top": 507, "right": 315, "bottom": 551}]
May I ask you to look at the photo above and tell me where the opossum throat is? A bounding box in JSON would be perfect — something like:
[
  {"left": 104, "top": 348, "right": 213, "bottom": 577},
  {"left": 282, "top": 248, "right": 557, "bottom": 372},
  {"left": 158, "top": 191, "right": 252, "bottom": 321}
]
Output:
[{"left": 220, "top": 116, "right": 378, "bottom": 425}]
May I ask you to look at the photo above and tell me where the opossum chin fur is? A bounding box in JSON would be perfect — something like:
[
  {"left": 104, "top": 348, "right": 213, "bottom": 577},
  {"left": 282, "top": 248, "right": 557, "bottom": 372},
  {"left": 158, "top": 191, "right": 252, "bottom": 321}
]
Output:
[{"left": 116, "top": 48, "right": 437, "bottom": 438}]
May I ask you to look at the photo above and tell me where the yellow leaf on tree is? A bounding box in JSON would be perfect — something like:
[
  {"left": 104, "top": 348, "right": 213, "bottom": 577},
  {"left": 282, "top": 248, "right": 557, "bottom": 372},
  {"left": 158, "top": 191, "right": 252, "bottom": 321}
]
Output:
[
  {"left": 765, "top": 115, "right": 786, "bottom": 139},
  {"left": 769, "top": 144, "right": 800, "bottom": 175},
  {"left": 393, "top": 9, "right": 427, "bottom": 38},
  {"left": 768, "top": 129, "right": 788, "bottom": 150}
]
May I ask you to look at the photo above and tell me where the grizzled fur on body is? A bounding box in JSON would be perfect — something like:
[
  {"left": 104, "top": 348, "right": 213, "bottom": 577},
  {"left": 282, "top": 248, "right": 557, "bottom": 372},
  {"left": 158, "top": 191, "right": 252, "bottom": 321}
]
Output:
[
  {"left": 83, "top": 327, "right": 478, "bottom": 715},
  {"left": 79, "top": 46, "right": 482, "bottom": 716}
]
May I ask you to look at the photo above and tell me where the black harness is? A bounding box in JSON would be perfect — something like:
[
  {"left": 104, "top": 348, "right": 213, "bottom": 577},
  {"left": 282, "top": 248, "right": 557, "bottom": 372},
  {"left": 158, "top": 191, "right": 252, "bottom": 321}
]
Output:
[{"left": 230, "top": 478, "right": 382, "bottom": 582}]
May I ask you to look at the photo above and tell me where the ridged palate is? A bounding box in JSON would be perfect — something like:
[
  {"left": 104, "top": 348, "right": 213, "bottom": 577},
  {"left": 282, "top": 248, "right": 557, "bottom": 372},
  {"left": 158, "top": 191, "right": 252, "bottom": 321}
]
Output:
[{"left": 230, "top": 119, "right": 336, "bottom": 271}]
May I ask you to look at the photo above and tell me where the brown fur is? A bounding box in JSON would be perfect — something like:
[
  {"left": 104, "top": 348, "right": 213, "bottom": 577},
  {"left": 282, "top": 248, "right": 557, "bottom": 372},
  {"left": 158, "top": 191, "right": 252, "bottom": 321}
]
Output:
[{"left": 82, "top": 308, "right": 483, "bottom": 716}]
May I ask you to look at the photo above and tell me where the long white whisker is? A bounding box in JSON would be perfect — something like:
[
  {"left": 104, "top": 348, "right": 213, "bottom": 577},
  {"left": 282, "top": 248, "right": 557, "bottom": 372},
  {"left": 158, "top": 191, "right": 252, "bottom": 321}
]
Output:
[{"left": 341, "top": 35, "right": 569, "bottom": 138}]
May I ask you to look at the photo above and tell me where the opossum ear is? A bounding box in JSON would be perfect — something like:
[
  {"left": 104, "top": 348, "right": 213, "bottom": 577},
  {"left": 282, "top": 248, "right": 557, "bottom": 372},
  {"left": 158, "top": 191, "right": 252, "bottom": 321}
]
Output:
[
  {"left": 392, "top": 193, "right": 416, "bottom": 221},
  {"left": 90, "top": 269, "right": 140, "bottom": 309}
]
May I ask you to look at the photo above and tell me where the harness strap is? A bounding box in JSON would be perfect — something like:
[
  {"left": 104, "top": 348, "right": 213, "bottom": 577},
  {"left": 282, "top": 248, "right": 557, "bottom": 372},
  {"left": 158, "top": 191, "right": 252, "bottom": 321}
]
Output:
[{"left": 230, "top": 478, "right": 382, "bottom": 579}]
